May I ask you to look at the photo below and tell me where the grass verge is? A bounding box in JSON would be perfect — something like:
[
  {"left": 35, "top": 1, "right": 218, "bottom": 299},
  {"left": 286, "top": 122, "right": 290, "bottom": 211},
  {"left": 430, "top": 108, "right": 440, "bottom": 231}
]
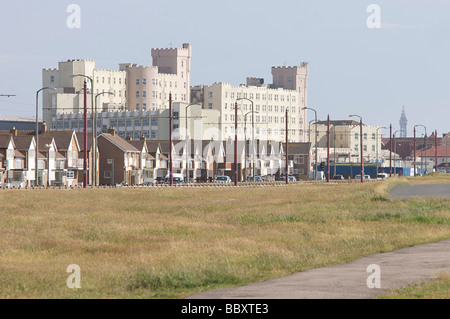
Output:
[{"left": 0, "top": 175, "right": 449, "bottom": 298}]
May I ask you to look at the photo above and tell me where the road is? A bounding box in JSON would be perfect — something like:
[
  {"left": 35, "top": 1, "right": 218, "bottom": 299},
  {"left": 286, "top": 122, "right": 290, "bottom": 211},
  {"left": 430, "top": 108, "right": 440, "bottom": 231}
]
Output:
[{"left": 389, "top": 183, "right": 450, "bottom": 199}]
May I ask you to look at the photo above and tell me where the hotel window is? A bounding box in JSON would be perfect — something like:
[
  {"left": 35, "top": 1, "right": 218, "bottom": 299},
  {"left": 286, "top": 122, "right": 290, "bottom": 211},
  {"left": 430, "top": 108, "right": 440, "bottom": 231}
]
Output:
[
  {"left": 50, "top": 76, "right": 55, "bottom": 83},
  {"left": 136, "top": 91, "right": 140, "bottom": 98},
  {"left": 143, "top": 104, "right": 147, "bottom": 111},
  {"left": 363, "top": 145, "right": 367, "bottom": 152},
  {"left": 355, "top": 133, "right": 359, "bottom": 140},
  {"left": 136, "top": 104, "right": 140, "bottom": 111},
  {"left": 152, "top": 79, "right": 156, "bottom": 85},
  {"left": 208, "top": 92, "right": 213, "bottom": 98},
  {"left": 136, "top": 79, "right": 140, "bottom": 85},
  {"left": 372, "top": 145, "right": 376, "bottom": 152},
  {"left": 143, "top": 91, "right": 147, "bottom": 98},
  {"left": 372, "top": 133, "right": 376, "bottom": 140},
  {"left": 119, "top": 78, "right": 122, "bottom": 85},
  {"left": 364, "top": 133, "right": 367, "bottom": 140},
  {"left": 143, "top": 78, "right": 147, "bottom": 85},
  {"left": 208, "top": 103, "right": 213, "bottom": 109}
]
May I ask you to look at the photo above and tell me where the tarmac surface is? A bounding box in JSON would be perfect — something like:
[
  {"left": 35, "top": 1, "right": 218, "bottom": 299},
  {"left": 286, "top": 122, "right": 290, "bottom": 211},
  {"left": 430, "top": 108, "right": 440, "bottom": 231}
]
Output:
[
  {"left": 389, "top": 183, "right": 450, "bottom": 199},
  {"left": 188, "top": 183, "right": 450, "bottom": 299}
]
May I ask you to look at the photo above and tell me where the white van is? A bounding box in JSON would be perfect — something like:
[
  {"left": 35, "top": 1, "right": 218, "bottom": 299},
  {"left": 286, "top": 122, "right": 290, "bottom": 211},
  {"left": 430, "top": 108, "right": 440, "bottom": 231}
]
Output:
[
  {"left": 377, "top": 173, "right": 388, "bottom": 180},
  {"left": 164, "top": 173, "right": 184, "bottom": 184}
]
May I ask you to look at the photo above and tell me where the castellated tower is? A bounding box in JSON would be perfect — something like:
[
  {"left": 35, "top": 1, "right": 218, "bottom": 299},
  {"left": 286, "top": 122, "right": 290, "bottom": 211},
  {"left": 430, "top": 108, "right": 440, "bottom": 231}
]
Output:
[
  {"left": 151, "top": 43, "right": 192, "bottom": 106},
  {"left": 399, "top": 106, "right": 408, "bottom": 138},
  {"left": 271, "top": 62, "right": 309, "bottom": 142}
]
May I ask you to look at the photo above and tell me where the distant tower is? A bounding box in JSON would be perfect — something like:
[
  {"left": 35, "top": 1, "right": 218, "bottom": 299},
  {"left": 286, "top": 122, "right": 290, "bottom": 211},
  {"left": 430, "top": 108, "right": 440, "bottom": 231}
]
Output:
[{"left": 399, "top": 106, "right": 408, "bottom": 137}]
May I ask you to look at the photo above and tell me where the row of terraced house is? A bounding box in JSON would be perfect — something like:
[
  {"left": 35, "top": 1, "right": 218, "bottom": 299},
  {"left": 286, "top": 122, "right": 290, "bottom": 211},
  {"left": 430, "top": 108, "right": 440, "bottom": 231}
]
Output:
[{"left": 0, "top": 124, "right": 312, "bottom": 188}]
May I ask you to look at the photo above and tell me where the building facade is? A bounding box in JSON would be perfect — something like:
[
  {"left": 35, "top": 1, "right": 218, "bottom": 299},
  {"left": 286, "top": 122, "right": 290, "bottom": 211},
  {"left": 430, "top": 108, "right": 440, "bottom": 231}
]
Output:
[
  {"left": 42, "top": 43, "right": 192, "bottom": 129},
  {"left": 191, "top": 63, "right": 309, "bottom": 144}
]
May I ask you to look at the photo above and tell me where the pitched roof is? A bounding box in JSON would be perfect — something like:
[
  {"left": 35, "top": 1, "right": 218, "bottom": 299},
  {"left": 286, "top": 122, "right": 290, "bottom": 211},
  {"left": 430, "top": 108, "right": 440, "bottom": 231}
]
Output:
[
  {"left": 12, "top": 135, "right": 34, "bottom": 151},
  {"left": 0, "top": 135, "right": 13, "bottom": 149},
  {"left": 99, "top": 133, "right": 140, "bottom": 152},
  {"left": 286, "top": 142, "right": 311, "bottom": 155},
  {"left": 75, "top": 132, "right": 93, "bottom": 151},
  {"left": 39, "top": 131, "right": 76, "bottom": 151},
  {"left": 128, "top": 139, "right": 147, "bottom": 152},
  {"left": 14, "top": 150, "right": 25, "bottom": 158},
  {"left": 414, "top": 145, "right": 450, "bottom": 157}
]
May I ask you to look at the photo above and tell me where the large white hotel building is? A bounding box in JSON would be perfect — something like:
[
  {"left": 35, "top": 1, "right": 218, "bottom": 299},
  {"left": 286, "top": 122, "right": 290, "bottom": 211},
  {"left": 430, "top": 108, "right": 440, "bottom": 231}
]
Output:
[{"left": 43, "top": 43, "right": 309, "bottom": 143}]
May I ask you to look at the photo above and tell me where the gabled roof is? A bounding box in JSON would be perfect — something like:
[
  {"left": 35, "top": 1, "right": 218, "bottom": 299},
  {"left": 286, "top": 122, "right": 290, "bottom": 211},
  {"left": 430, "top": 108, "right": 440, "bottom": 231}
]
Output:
[
  {"left": 12, "top": 135, "right": 34, "bottom": 151},
  {"left": 413, "top": 145, "right": 450, "bottom": 158},
  {"left": 0, "top": 135, "right": 14, "bottom": 149},
  {"left": 75, "top": 132, "right": 92, "bottom": 151},
  {"left": 128, "top": 139, "right": 148, "bottom": 153},
  {"left": 39, "top": 131, "right": 78, "bottom": 151},
  {"left": 14, "top": 150, "right": 25, "bottom": 158},
  {"left": 99, "top": 133, "right": 140, "bottom": 153},
  {"left": 286, "top": 142, "right": 311, "bottom": 155}
]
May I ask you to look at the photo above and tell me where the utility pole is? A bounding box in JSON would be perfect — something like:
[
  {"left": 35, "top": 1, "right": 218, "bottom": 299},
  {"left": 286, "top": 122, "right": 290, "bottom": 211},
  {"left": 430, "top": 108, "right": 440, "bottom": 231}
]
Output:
[
  {"left": 285, "top": 107, "right": 289, "bottom": 184},
  {"left": 169, "top": 93, "right": 173, "bottom": 186},
  {"left": 389, "top": 124, "right": 392, "bottom": 177},
  {"left": 327, "top": 115, "right": 330, "bottom": 183},
  {"left": 234, "top": 102, "right": 238, "bottom": 186},
  {"left": 83, "top": 80, "right": 87, "bottom": 188}
]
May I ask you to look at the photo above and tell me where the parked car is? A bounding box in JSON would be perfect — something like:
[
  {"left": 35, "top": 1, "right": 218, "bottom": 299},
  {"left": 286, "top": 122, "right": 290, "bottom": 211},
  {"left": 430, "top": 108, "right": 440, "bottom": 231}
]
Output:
[
  {"left": 288, "top": 176, "right": 297, "bottom": 182},
  {"left": 247, "top": 176, "right": 264, "bottom": 182},
  {"left": 355, "top": 174, "right": 371, "bottom": 180},
  {"left": 333, "top": 175, "right": 345, "bottom": 180},
  {"left": 377, "top": 173, "right": 389, "bottom": 180},
  {"left": 214, "top": 175, "right": 232, "bottom": 183},
  {"left": 164, "top": 173, "right": 184, "bottom": 184}
]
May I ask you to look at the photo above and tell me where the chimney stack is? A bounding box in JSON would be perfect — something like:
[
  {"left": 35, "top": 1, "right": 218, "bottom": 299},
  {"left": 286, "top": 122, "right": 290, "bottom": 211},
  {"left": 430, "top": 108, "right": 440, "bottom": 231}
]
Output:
[
  {"left": 41, "top": 122, "right": 48, "bottom": 133},
  {"left": 108, "top": 126, "right": 116, "bottom": 136},
  {"left": 10, "top": 127, "right": 18, "bottom": 136}
]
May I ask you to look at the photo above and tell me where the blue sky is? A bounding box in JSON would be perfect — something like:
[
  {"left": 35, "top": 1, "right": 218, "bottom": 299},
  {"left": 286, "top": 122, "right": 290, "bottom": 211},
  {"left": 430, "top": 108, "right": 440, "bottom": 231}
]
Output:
[{"left": 0, "top": 0, "right": 449, "bottom": 136}]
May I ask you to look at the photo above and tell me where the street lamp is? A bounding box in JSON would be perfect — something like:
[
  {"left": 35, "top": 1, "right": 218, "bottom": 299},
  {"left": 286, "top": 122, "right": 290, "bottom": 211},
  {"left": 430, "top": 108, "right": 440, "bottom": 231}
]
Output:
[
  {"left": 376, "top": 127, "right": 388, "bottom": 176},
  {"left": 244, "top": 110, "right": 259, "bottom": 181},
  {"left": 303, "top": 107, "right": 318, "bottom": 181},
  {"left": 393, "top": 130, "right": 401, "bottom": 177},
  {"left": 414, "top": 124, "right": 427, "bottom": 176},
  {"left": 349, "top": 114, "right": 364, "bottom": 183},
  {"left": 184, "top": 102, "right": 198, "bottom": 183},
  {"left": 285, "top": 106, "right": 289, "bottom": 184},
  {"left": 45, "top": 144, "right": 51, "bottom": 188},
  {"left": 94, "top": 91, "right": 114, "bottom": 186},
  {"left": 35, "top": 87, "right": 56, "bottom": 186},
  {"left": 236, "top": 98, "right": 256, "bottom": 180},
  {"left": 72, "top": 74, "right": 95, "bottom": 185}
]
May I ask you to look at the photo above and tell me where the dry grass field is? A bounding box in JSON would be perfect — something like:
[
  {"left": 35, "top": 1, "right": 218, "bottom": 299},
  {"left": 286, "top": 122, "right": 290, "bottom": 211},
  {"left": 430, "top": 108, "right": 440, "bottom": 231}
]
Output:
[{"left": 0, "top": 174, "right": 449, "bottom": 298}]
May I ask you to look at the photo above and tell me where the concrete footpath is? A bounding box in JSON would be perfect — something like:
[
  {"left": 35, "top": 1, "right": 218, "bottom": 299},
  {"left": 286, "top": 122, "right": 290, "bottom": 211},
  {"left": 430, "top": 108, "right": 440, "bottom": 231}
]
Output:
[{"left": 188, "top": 239, "right": 450, "bottom": 299}]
